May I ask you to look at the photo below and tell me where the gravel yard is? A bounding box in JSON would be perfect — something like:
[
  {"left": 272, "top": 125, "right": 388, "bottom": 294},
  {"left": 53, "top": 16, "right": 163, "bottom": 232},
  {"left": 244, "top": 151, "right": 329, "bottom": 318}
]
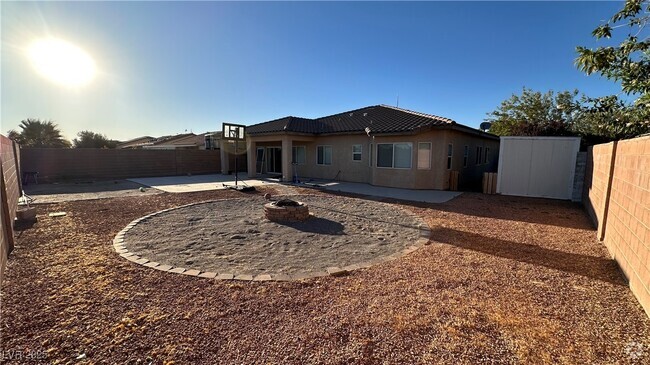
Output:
[
  {"left": 1, "top": 186, "right": 649, "bottom": 364},
  {"left": 123, "top": 195, "right": 424, "bottom": 277}
]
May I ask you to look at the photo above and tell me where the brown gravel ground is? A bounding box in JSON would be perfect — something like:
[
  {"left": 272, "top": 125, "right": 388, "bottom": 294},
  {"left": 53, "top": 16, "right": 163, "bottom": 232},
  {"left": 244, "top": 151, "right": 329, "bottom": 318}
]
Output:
[{"left": 1, "top": 187, "right": 649, "bottom": 364}]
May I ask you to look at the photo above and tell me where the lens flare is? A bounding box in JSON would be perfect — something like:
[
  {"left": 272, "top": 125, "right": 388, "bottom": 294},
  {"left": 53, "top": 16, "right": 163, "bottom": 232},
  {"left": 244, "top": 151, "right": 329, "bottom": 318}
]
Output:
[{"left": 27, "top": 38, "right": 96, "bottom": 87}]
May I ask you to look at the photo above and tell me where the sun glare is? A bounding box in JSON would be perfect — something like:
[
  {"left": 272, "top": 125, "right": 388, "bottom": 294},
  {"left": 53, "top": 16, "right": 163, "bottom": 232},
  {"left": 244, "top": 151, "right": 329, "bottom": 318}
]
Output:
[{"left": 27, "top": 38, "right": 96, "bottom": 87}]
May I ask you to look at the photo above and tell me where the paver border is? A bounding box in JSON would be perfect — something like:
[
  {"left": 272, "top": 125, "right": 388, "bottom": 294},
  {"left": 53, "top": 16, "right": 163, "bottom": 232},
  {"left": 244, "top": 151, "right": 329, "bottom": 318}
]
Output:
[{"left": 113, "top": 195, "right": 431, "bottom": 281}]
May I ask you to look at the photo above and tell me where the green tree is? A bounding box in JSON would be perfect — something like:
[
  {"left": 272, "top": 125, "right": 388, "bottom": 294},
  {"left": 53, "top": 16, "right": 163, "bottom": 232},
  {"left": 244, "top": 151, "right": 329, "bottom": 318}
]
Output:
[
  {"left": 576, "top": 0, "right": 650, "bottom": 105},
  {"left": 486, "top": 88, "right": 579, "bottom": 136},
  {"left": 73, "top": 130, "right": 118, "bottom": 148},
  {"left": 7, "top": 119, "right": 71, "bottom": 148},
  {"left": 573, "top": 95, "right": 650, "bottom": 142}
]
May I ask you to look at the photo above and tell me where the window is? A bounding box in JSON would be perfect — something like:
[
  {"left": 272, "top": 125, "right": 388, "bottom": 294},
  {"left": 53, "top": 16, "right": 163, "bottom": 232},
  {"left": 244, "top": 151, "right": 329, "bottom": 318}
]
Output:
[
  {"left": 317, "top": 146, "right": 332, "bottom": 165},
  {"left": 484, "top": 147, "right": 490, "bottom": 164},
  {"left": 417, "top": 142, "right": 431, "bottom": 169},
  {"left": 476, "top": 146, "right": 483, "bottom": 165},
  {"left": 352, "top": 144, "right": 362, "bottom": 161},
  {"left": 447, "top": 144, "right": 453, "bottom": 170},
  {"left": 463, "top": 145, "right": 469, "bottom": 168},
  {"left": 292, "top": 146, "right": 306, "bottom": 164},
  {"left": 377, "top": 143, "right": 412, "bottom": 169}
]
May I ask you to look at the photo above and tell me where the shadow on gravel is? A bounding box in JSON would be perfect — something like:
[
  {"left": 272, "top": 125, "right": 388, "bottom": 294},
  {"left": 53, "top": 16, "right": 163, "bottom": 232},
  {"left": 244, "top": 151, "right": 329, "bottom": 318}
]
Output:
[
  {"left": 316, "top": 189, "right": 592, "bottom": 231},
  {"left": 279, "top": 217, "right": 345, "bottom": 235},
  {"left": 429, "top": 226, "right": 625, "bottom": 286}
]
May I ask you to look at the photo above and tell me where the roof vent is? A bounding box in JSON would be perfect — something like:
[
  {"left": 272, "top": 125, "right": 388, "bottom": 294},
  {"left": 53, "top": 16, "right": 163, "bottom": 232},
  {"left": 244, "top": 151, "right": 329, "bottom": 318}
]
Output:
[
  {"left": 363, "top": 113, "right": 368, "bottom": 117},
  {"left": 349, "top": 113, "right": 353, "bottom": 117}
]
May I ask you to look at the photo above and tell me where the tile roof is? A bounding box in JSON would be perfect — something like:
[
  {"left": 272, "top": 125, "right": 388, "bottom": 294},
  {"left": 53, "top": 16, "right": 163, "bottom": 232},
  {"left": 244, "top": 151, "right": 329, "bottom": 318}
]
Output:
[{"left": 247, "top": 105, "right": 459, "bottom": 136}]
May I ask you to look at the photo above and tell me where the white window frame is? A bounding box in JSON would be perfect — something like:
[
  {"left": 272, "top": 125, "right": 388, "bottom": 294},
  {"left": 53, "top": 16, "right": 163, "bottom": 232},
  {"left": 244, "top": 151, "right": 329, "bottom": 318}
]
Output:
[
  {"left": 317, "top": 145, "right": 332, "bottom": 165},
  {"left": 352, "top": 144, "right": 362, "bottom": 162},
  {"left": 447, "top": 144, "right": 453, "bottom": 170},
  {"left": 292, "top": 145, "right": 306, "bottom": 165},
  {"left": 376, "top": 142, "right": 413, "bottom": 169},
  {"left": 417, "top": 142, "right": 432, "bottom": 170}
]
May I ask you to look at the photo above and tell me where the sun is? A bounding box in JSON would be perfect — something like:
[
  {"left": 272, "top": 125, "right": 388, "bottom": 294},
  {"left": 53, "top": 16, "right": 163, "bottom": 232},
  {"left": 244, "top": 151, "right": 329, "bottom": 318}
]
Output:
[{"left": 27, "top": 38, "right": 96, "bottom": 87}]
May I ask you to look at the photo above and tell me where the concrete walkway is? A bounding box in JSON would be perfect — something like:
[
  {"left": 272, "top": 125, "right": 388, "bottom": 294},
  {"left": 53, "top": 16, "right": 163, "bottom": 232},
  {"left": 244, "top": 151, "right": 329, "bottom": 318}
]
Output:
[
  {"left": 304, "top": 180, "right": 462, "bottom": 203},
  {"left": 128, "top": 174, "right": 274, "bottom": 193},
  {"left": 129, "top": 174, "right": 461, "bottom": 203}
]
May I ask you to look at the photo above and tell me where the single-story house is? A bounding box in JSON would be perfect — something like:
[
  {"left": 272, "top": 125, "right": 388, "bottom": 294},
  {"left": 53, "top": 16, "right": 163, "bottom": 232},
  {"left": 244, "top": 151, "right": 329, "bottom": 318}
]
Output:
[
  {"left": 243, "top": 104, "right": 499, "bottom": 191},
  {"left": 118, "top": 133, "right": 212, "bottom": 150}
]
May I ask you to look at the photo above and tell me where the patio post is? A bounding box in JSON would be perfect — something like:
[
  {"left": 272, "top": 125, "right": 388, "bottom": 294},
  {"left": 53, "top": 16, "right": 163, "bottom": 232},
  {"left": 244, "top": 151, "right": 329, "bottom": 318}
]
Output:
[
  {"left": 247, "top": 139, "right": 256, "bottom": 178},
  {"left": 281, "top": 136, "right": 293, "bottom": 182}
]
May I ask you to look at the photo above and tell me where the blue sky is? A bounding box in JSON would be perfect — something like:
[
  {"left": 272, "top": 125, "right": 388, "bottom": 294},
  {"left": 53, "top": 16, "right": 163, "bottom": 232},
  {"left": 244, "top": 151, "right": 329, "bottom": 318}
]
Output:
[{"left": 1, "top": 1, "right": 626, "bottom": 141}]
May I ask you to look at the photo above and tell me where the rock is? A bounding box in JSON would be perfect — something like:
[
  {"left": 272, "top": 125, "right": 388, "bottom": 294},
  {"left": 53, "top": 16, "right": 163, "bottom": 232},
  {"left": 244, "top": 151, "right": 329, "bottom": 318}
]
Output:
[
  {"left": 264, "top": 193, "right": 272, "bottom": 200},
  {"left": 76, "top": 353, "right": 87, "bottom": 360},
  {"left": 230, "top": 234, "right": 246, "bottom": 239}
]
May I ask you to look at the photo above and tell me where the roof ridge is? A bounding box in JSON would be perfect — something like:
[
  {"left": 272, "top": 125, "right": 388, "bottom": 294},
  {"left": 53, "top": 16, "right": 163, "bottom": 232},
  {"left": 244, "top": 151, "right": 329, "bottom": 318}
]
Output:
[
  {"left": 379, "top": 104, "right": 456, "bottom": 124},
  {"left": 314, "top": 105, "right": 380, "bottom": 121}
]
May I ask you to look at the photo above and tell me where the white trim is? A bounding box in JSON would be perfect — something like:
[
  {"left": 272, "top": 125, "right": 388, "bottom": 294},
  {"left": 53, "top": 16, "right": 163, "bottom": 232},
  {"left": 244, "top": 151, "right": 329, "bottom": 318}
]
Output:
[{"left": 352, "top": 144, "right": 362, "bottom": 162}]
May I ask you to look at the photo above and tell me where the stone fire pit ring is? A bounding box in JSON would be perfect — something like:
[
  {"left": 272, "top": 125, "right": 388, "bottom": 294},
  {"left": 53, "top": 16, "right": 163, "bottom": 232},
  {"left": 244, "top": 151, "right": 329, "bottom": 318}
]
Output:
[
  {"left": 264, "top": 199, "right": 310, "bottom": 222},
  {"left": 112, "top": 195, "right": 432, "bottom": 281}
]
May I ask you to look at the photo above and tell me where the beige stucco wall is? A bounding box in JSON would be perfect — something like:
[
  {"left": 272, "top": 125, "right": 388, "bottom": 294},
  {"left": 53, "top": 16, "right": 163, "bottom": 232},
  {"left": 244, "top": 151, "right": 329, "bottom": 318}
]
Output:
[
  {"left": 445, "top": 130, "right": 500, "bottom": 191},
  {"left": 247, "top": 129, "right": 499, "bottom": 190}
]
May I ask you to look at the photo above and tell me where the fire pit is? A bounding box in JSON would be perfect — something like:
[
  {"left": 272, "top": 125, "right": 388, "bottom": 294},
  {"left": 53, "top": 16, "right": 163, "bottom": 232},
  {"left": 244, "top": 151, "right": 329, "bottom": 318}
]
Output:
[{"left": 264, "top": 198, "right": 310, "bottom": 222}]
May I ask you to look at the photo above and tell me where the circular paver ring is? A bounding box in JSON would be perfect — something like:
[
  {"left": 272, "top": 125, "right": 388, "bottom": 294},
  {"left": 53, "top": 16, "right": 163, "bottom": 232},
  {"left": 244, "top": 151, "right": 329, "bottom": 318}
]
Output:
[{"left": 112, "top": 195, "right": 432, "bottom": 281}]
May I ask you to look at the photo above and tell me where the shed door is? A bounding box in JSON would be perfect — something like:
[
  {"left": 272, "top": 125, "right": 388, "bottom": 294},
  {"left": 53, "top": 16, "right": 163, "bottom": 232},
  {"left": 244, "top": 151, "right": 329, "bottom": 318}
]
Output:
[{"left": 497, "top": 138, "right": 580, "bottom": 200}]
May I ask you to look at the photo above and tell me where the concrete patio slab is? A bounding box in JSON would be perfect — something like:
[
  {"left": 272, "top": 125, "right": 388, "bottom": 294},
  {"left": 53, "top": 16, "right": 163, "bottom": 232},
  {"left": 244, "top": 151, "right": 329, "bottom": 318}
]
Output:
[
  {"left": 128, "top": 174, "right": 275, "bottom": 193},
  {"left": 22, "top": 180, "right": 161, "bottom": 204},
  {"left": 306, "top": 181, "right": 461, "bottom": 203}
]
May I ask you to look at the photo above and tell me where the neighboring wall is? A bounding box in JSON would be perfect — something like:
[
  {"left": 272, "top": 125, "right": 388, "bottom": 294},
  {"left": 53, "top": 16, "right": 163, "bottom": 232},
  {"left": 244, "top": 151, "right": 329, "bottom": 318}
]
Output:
[
  {"left": 0, "top": 135, "right": 21, "bottom": 283},
  {"left": 584, "top": 135, "right": 650, "bottom": 316},
  {"left": 572, "top": 152, "right": 587, "bottom": 202},
  {"left": 21, "top": 148, "right": 221, "bottom": 182}
]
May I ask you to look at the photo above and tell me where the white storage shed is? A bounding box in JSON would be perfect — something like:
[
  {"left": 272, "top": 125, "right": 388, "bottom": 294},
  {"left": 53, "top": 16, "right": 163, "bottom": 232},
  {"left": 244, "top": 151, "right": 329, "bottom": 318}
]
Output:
[{"left": 496, "top": 136, "right": 581, "bottom": 200}]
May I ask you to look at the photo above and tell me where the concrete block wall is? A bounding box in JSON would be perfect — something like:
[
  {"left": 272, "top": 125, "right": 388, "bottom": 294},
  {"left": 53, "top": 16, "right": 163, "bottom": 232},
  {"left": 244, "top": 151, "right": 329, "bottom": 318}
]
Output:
[
  {"left": 572, "top": 152, "right": 586, "bottom": 202},
  {"left": 20, "top": 148, "right": 222, "bottom": 182},
  {"left": 0, "top": 135, "right": 21, "bottom": 283},
  {"left": 584, "top": 135, "right": 650, "bottom": 317}
]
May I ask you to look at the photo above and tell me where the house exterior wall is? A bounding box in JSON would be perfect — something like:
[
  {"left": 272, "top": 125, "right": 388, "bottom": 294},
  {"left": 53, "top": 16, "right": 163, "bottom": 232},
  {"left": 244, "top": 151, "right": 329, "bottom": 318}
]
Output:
[
  {"left": 248, "top": 129, "right": 499, "bottom": 190},
  {"left": 444, "top": 130, "right": 500, "bottom": 191}
]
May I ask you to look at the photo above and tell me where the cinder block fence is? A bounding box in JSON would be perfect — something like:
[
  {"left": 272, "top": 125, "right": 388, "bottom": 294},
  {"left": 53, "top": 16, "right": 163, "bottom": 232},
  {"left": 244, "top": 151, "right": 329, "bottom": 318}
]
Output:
[
  {"left": 0, "top": 135, "right": 20, "bottom": 283},
  {"left": 20, "top": 148, "right": 222, "bottom": 183},
  {"left": 584, "top": 135, "right": 650, "bottom": 317}
]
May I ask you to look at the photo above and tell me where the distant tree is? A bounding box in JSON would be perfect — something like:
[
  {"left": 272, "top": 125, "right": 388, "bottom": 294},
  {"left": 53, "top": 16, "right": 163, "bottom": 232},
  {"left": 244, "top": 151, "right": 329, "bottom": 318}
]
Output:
[
  {"left": 573, "top": 95, "right": 650, "bottom": 142},
  {"left": 576, "top": 0, "right": 650, "bottom": 106},
  {"left": 7, "top": 119, "right": 71, "bottom": 148},
  {"left": 73, "top": 130, "right": 118, "bottom": 148},
  {"left": 486, "top": 88, "right": 579, "bottom": 136}
]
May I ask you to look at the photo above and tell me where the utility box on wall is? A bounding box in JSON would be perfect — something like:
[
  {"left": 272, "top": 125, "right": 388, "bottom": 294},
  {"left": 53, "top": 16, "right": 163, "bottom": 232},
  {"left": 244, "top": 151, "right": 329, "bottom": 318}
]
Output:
[{"left": 497, "top": 136, "right": 581, "bottom": 200}]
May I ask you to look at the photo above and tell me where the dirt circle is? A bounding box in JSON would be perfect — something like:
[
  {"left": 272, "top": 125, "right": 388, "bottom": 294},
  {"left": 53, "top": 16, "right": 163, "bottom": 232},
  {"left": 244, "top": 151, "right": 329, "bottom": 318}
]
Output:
[{"left": 121, "top": 195, "right": 427, "bottom": 278}]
